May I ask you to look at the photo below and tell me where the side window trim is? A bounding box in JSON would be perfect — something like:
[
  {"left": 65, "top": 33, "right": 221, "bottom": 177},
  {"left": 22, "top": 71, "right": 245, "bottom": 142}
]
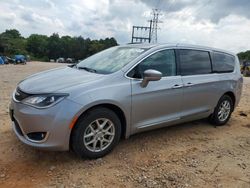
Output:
[
  {"left": 125, "top": 48, "right": 178, "bottom": 79},
  {"left": 208, "top": 51, "right": 213, "bottom": 73},
  {"left": 175, "top": 49, "right": 181, "bottom": 76},
  {"left": 174, "top": 49, "right": 180, "bottom": 76}
]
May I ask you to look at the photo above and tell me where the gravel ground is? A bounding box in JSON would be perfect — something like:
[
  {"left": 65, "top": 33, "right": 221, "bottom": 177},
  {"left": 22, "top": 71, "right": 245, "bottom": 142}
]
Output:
[{"left": 0, "top": 62, "right": 250, "bottom": 188}]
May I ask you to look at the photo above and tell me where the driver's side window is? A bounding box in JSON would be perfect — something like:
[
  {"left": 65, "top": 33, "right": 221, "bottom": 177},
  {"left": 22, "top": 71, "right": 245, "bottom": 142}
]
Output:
[{"left": 127, "top": 49, "right": 176, "bottom": 79}]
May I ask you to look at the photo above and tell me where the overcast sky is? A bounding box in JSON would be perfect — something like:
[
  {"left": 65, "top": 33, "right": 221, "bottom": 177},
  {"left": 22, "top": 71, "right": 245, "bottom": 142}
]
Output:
[{"left": 1, "top": 0, "right": 250, "bottom": 53}]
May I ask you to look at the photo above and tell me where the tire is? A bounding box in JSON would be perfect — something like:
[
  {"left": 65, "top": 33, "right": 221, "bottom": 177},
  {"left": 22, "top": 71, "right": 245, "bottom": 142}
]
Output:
[
  {"left": 210, "top": 95, "right": 233, "bottom": 126},
  {"left": 71, "top": 107, "right": 121, "bottom": 159}
]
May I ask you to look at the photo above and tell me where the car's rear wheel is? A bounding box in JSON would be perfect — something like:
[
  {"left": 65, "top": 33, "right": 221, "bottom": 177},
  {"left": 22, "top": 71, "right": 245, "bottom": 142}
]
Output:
[
  {"left": 71, "top": 107, "right": 121, "bottom": 159},
  {"left": 210, "top": 95, "right": 233, "bottom": 126}
]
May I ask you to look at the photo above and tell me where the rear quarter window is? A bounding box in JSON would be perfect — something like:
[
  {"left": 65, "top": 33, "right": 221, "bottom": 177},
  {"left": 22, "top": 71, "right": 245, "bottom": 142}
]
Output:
[{"left": 212, "top": 52, "right": 235, "bottom": 73}]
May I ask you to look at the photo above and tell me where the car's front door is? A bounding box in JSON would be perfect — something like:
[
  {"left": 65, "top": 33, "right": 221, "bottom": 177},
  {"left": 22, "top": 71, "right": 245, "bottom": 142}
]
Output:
[{"left": 127, "top": 49, "right": 183, "bottom": 133}]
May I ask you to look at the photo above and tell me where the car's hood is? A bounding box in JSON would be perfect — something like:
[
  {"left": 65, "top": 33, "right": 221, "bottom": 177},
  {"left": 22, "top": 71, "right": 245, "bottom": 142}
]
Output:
[{"left": 18, "top": 67, "right": 104, "bottom": 93}]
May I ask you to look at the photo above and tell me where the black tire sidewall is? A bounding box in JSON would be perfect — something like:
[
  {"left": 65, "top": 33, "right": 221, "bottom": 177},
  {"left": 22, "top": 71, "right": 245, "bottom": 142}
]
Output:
[
  {"left": 71, "top": 107, "right": 121, "bottom": 159},
  {"left": 211, "top": 95, "right": 233, "bottom": 126}
]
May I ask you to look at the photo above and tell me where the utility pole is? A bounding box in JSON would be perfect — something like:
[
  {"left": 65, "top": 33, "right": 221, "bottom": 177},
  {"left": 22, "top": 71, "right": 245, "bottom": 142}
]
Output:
[
  {"left": 131, "top": 24, "right": 152, "bottom": 44},
  {"left": 130, "top": 8, "right": 162, "bottom": 44},
  {"left": 150, "top": 9, "right": 162, "bottom": 43}
]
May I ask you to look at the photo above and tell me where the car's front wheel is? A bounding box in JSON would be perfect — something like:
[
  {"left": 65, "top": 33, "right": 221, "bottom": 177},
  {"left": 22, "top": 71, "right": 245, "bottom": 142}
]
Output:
[
  {"left": 210, "top": 95, "right": 233, "bottom": 126},
  {"left": 71, "top": 107, "right": 121, "bottom": 159}
]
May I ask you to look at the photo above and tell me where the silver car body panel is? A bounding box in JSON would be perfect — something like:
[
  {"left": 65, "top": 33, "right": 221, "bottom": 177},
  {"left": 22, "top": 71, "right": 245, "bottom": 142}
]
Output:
[{"left": 9, "top": 43, "right": 243, "bottom": 151}]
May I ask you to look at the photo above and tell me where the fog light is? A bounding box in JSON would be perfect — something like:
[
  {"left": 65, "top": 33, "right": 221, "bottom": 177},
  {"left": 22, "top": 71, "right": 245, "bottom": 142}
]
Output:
[{"left": 27, "top": 132, "right": 47, "bottom": 141}]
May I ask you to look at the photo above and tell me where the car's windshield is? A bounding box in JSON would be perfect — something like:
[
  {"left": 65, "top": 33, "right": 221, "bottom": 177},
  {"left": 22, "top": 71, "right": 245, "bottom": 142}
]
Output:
[{"left": 77, "top": 46, "right": 146, "bottom": 74}]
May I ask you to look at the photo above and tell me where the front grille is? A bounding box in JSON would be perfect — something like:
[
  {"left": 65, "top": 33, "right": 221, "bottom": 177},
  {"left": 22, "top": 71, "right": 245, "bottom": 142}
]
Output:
[{"left": 14, "top": 87, "right": 30, "bottom": 102}]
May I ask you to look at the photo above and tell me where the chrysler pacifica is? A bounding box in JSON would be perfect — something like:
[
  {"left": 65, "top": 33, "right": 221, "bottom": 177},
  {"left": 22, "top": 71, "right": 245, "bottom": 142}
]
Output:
[{"left": 9, "top": 43, "right": 243, "bottom": 158}]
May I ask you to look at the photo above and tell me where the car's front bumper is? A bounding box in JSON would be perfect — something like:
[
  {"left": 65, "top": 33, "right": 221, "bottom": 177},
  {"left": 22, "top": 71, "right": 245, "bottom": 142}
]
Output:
[{"left": 9, "top": 97, "right": 83, "bottom": 151}]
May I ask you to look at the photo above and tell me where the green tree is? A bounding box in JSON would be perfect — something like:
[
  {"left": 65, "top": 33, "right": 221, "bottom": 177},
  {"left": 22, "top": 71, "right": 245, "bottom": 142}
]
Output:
[
  {"left": 103, "top": 37, "right": 118, "bottom": 48},
  {"left": 238, "top": 51, "right": 250, "bottom": 61},
  {"left": 60, "top": 35, "right": 74, "bottom": 58},
  {"left": 1, "top": 29, "right": 21, "bottom": 38},
  {"left": 89, "top": 40, "right": 105, "bottom": 55},
  {"left": 0, "top": 28, "right": 118, "bottom": 61},
  {"left": 26, "top": 34, "right": 48, "bottom": 59},
  {"left": 47, "top": 33, "right": 62, "bottom": 60},
  {"left": 0, "top": 29, "right": 26, "bottom": 56}
]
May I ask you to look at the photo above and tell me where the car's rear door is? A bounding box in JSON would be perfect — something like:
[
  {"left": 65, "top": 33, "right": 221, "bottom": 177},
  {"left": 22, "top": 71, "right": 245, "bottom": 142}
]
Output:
[
  {"left": 177, "top": 49, "right": 219, "bottom": 118},
  {"left": 127, "top": 49, "right": 183, "bottom": 133}
]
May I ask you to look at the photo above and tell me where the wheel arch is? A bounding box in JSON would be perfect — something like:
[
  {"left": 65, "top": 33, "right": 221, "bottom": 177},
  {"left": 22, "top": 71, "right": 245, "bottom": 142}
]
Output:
[
  {"left": 69, "top": 103, "right": 128, "bottom": 148},
  {"left": 223, "top": 91, "right": 236, "bottom": 110}
]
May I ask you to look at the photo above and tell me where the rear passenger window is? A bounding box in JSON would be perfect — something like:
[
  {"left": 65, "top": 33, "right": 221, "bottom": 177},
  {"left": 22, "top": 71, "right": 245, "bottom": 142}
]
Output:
[
  {"left": 213, "top": 52, "right": 235, "bottom": 73},
  {"left": 179, "top": 50, "right": 212, "bottom": 76}
]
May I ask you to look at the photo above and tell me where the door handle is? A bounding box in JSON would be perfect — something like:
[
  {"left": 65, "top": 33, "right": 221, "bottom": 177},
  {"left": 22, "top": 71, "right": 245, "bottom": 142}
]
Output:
[
  {"left": 185, "top": 82, "right": 194, "bottom": 87},
  {"left": 172, "top": 84, "right": 183, "bottom": 89}
]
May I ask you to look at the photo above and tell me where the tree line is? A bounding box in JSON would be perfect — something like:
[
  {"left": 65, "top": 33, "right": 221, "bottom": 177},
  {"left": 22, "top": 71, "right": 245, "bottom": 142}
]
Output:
[
  {"left": 1, "top": 29, "right": 249, "bottom": 62},
  {"left": 0, "top": 29, "right": 118, "bottom": 61},
  {"left": 237, "top": 50, "right": 250, "bottom": 62}
]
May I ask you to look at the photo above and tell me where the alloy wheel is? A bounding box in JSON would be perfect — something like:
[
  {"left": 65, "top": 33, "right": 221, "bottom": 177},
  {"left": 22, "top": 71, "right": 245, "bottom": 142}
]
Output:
[
  {"left": 218, "top": 100, "right": 231, "bottom": 122},
  {"left": 83, "top": 118, "right": 115, "bottom": 152}
]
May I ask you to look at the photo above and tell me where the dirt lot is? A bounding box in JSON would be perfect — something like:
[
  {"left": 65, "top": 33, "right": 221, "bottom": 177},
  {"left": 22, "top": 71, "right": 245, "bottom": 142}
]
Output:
[{"left": 0, "top": 61, "right": 250, "bottom": 188}]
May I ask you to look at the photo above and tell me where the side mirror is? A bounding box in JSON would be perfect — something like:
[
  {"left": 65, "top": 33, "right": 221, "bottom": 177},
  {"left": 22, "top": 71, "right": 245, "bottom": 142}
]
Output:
[{"left": 140, "top": 69, "right": 162, "bottom": 88}]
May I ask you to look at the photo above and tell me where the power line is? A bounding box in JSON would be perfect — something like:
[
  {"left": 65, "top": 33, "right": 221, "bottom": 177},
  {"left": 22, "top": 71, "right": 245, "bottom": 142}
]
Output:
[
  {"left": 130, "top": 0, "right": 210, "bottom": 44},
  {"left": 130, "top": 8, "right": 162, "bottom": 44},
  {"left": 150, "top": 9, "right": 162, "bottom": 43},
  {"left": 131, "top": 3, "right": 163, "bottom": 44}
]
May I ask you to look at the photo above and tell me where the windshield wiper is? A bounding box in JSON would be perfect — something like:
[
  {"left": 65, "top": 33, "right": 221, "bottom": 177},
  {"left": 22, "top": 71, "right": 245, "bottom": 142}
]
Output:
[
  {"left": 68, "top": 64, "right": 76, "bottom": 68},
  {"left": 77, "top": 66, "right": 97, "bottom": 73}
]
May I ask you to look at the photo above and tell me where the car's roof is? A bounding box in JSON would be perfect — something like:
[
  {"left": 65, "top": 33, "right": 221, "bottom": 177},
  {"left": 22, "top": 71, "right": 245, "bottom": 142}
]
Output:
[
  {"left": 122, "top": 43, "right": 235, "bottom": 56},
  {"left": 122, "top": 43, "right": 159, "bottom": 49}
]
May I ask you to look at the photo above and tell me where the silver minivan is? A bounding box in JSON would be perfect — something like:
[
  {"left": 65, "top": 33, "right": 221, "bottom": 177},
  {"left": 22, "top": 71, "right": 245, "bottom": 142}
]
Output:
[{"left": 9, "top": 43, "right": 243, "bottom": 158}]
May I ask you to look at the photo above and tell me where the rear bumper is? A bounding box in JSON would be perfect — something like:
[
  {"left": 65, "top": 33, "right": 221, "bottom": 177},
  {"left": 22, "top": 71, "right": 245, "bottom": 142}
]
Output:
[{"left": 9, "top": 97, "right": 83, "bottom": 151}]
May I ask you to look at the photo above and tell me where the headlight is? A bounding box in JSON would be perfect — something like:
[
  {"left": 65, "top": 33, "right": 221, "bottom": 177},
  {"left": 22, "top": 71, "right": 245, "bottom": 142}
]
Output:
[{"left": 22, "top": 94, "right": 68, "bottom": 108}]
